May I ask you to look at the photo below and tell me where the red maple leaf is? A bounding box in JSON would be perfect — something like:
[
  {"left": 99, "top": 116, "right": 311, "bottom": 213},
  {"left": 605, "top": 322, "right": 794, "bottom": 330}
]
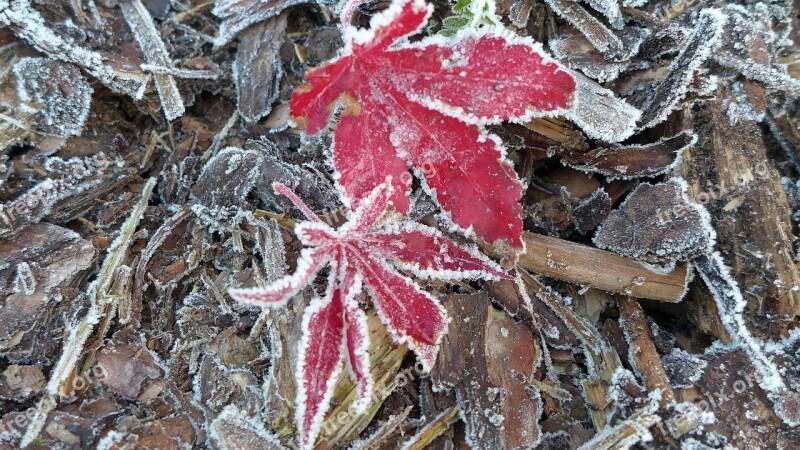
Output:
[
  {"left": 229, "top": 179, "right": 508, "bottom": 449},
  {"left": 290, "top": 0, "right": 576, "bottom": 249}
]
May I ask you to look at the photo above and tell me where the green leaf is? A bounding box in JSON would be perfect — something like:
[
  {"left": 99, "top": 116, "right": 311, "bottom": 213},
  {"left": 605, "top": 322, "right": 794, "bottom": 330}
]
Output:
[{"left": 443, "top": 15, "right": 470, "bottom": 29}]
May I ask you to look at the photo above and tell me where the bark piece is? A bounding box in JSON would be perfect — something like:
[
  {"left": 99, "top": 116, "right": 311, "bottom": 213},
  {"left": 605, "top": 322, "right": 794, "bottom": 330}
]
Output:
[
  {"left": 684, "top": 88, "right": 800, "bottom": 338},
  {"left": 213, "top": 0, "right": 309, "bottom": 45},
  {"left": 191, "top": 147, "right": 263, "bottom": 211},
  {"left": 0, "top": 365, "right": 46, "bottom": 400},
  {"left": 543, "top": 0, "right": 625, "bottom": 57},
  {"left": 562, "top": 131, "right": 696, "bottom": 179},
  {"left": 713, "top": 11, "right": 800, "bottom": 99},
  {"left": 639, "top": 9, "right": 725, "bottom": 129},
  {"left": 105, "top": 415, "right": 196, "bottom": 449},
  {"left": 210, "top": 405, "right": 286, "bottom": 450},
  {"left": 594, "top": 179, "right": 714, "bottom": 269},
  {"left": 96, "top": 344, "right": 163, "bottom": 399},
  {"left": 678, "top": 348, "right": 797, "bottom": 448},
  {"left": 563, "top": 73, "right": 641, "bottom": 143},
  {"left": 234, "top": 15, "right": 287, "bottom": 123},
  {"left": 0, "top": 224, "right": 94, "bottom": 353},
  {"left": 0, "top": 0, "right": 150, "bottom": 99},
  {"left": 433, "top": 293, "right": 541, "bottom": 449},
  {"left": 573, "top": 187, "right": 612, "bottom": 234},
  {"left": 13, "top": 58, "right": 93, "bottom": 137}
]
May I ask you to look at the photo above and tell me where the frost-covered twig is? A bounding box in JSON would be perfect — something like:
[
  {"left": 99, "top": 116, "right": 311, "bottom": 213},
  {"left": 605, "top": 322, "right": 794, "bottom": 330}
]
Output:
[
  {"left": 120, "top": 0, "right": 185, "bottom": 121},
  {"left": 20, "top": 178, "right": 156, "bottom": 447},
  {"left": 518, "top": 232, "right": 690, "bottom": 302},
  {"left": 714, "top": 51, "right": 800, "bottom": 99},
  {"left": 140, "top": 64, "right": 219, "bottom": 80},
  {"left": 577, "top": 395, "right": 661, "bottom": 450},
  {"left": 399, "top": 406, "right": 459, "bottom": 450}
]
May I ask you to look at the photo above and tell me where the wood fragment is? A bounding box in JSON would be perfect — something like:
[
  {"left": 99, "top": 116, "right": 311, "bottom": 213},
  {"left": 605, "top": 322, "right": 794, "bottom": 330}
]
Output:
[
  {"left": 518, "top": 232, "right": 690, "bottom": 302},
  {"left": 0, "top": 0, "right": 150, "bottom": 98},
  {"left": 561, "top": 130, "right": 695, "bottom": 179},
  {"left": 683, "top": 88, "right": 800, "bottom": 337},
  {"left": 120, "top": 0, "right": 185, "bottom": 121},
  {"left": 577, "top": 402, "right": 661, "bottom": 450},
  {"left": 213, "top": 0, "right": 309, "bottom": 45},
  {"left": 617, "top": 295, "right": 676, "bottom": 406},
  {"left": 349, "top": 406, "right": 413, "bottom": 450},
  {"left": 399, "top": 406, "right": 459, "bottom": 450},
  {"left": 433, "top": 293, "right": 542, "bottom": 448},
  {"left": 564, "top": 73, "right": 641, "bottom": 143},
  {"left": 523, "top": 116, "right": 587, "bottom": 150},
  {"left": 543, "top": 0, "right": 625, "bottom": 57},
  {"left": 518, "top": 274, "right": 622, "bottom": 429},
  {"left": 639, "top": 9, "right": 725, "bottom": 129},
  {"left": 235, "top": 15, "right": 288, "bottom": 123}
]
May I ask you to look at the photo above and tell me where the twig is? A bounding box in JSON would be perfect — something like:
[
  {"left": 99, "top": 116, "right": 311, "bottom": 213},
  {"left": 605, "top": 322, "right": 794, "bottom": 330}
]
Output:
[
  {"left": 399, "top": 406, "right": 459, "bottom": 450},
  {"left": 518, "top": 232, "right": 690, "bottom": 302},
  {"left": 21, "top": 178, "right": 156, "bottom": 447},
  {"left": 120, "top": 0, "right": 185, "bottom": 121},
  {"left": 617, "top": 295, "right": 676, "bottom": 406}
]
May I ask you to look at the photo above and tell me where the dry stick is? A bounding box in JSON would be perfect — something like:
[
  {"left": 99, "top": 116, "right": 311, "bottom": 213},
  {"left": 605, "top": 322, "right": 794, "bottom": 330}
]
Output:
[
  {"left": 577, "top": 401, "right": 661, "bottom": 450},
  {"left": 518, "top": 232, "right": 690, "bottom": 302},
  {"left": 120, "top": 0, "right": 185, "bottom": 121},
  {"left": 399, "top": 406, "right": 460, "bottom": 450},
  {"left": 617, "top": 295, "right": 676, "bottom": 406},
  {"left": 21, "top": 178, "right": 156, "bottom": 447},
  {"left": 350, "top": 406, "right": 413, "bottom": 450}
]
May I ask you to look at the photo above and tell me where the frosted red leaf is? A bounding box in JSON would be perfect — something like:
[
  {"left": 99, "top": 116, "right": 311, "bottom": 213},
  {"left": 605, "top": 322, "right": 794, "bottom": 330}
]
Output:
[
  {"left": 229, "top": 179, "right": 508, "bottom": 449},
  {"left": 290, "top": 0, "right": 576, "bottom": 249}
]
